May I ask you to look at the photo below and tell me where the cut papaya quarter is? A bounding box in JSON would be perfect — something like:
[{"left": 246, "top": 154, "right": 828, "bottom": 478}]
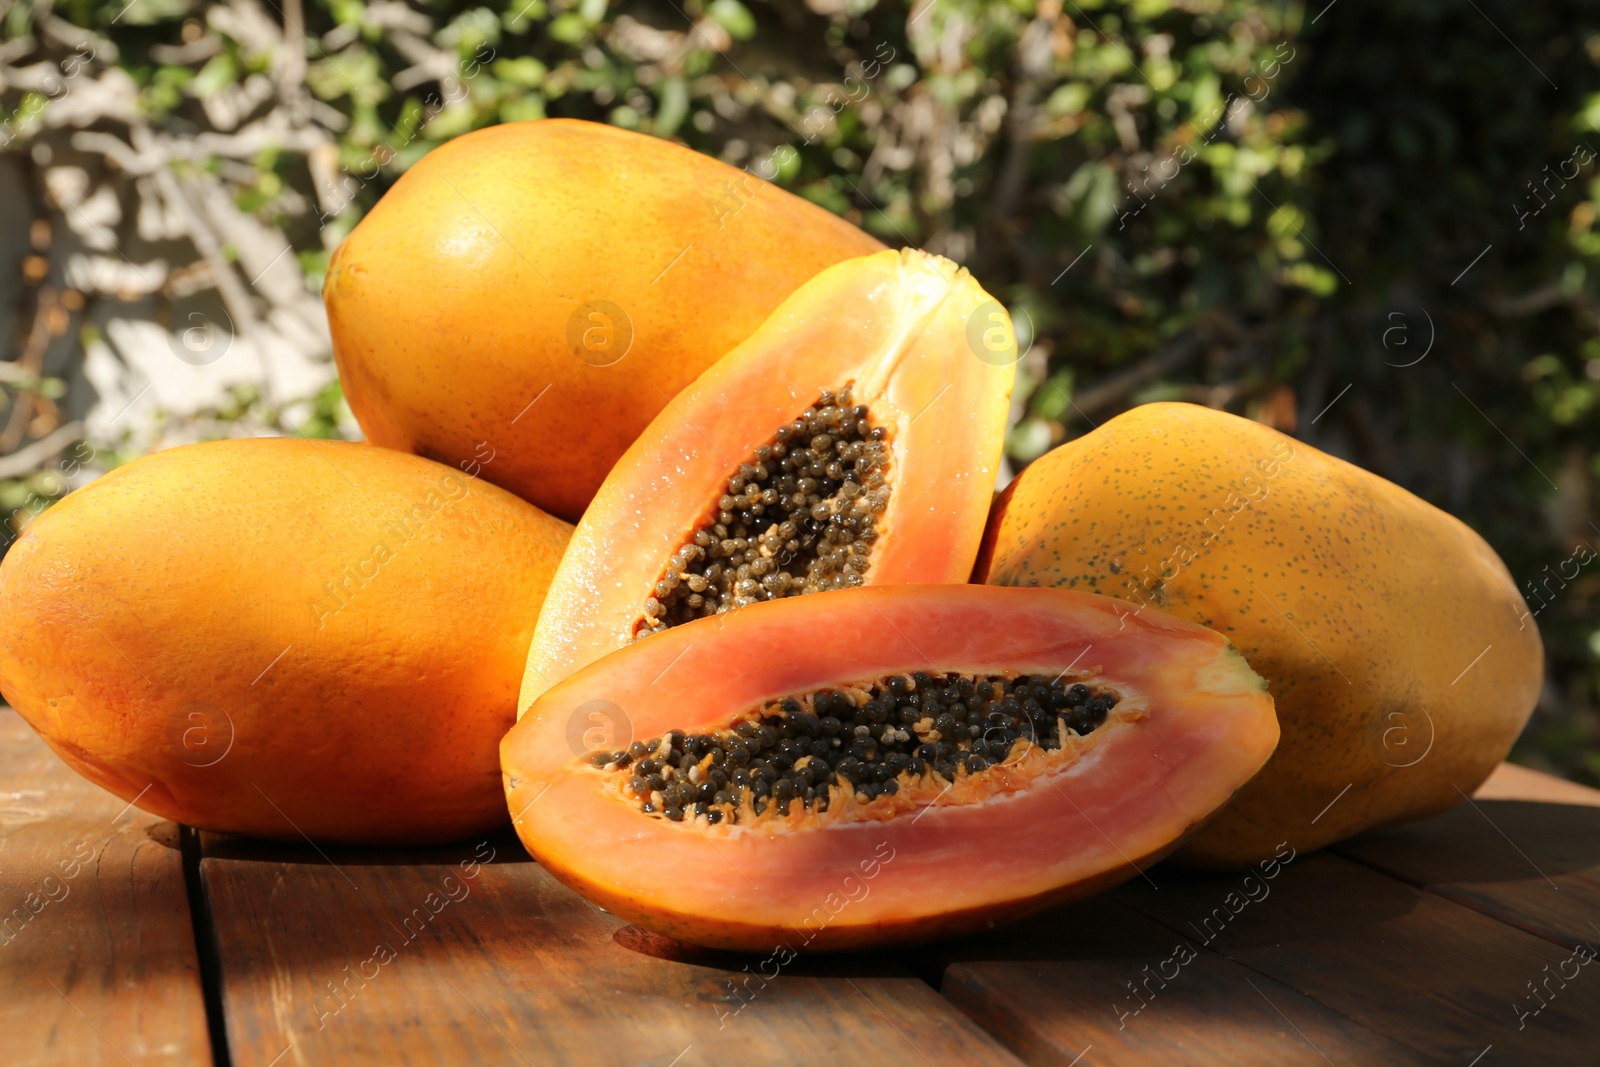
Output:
[
  {"left": 501, "top": 585, "right": 1278, "bottom": 951},
  {"left": 519, "top": 248, "right": 1016, "bottom": 710}
]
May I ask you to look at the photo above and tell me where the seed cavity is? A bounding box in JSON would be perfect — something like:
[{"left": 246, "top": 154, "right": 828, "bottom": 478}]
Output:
[
  {"left": 586, "top": 672, "right": 1119, "bottom": 825},
  {"left": 637, "top": 386, "right": 889, "bottom": 638}
]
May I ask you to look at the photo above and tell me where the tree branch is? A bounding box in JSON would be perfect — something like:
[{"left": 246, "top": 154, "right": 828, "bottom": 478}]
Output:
[
  {"left": 1071, "top": 332, "right": 1208, "bottom": 417},
  {"left": 0, "top": 421, "right": 85, "bottom": 481}
]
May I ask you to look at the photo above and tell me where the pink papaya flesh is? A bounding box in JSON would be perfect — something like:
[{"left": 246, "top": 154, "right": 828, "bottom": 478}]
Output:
[{"left": 501, "top": 585, "right": 1278, "bottom": 951}]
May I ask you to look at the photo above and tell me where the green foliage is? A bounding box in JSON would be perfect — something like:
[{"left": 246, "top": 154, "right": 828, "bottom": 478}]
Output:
[{"left": 297, "top": 381, "right": 356, "bottom": 440}]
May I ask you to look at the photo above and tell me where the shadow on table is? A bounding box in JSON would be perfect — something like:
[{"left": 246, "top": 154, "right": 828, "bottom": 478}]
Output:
[
  {"left": 1338, "top": 798, "right": 1600, "bottom": 884},
  {"left": 150, "top": 798, "right": 1600, "bottom": 985},
  {"left": 611, "top": 924, "right": 910, "bottom": 978},
  {"left": 145, "top": 821, "right": 532, "bottom": 866}
]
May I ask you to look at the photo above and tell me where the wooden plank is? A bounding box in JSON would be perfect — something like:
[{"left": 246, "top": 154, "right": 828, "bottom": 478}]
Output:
[
  {"left": 1474, "top": 761, "right": 1600, "bottom": 807},
  {"left": 923, "top": 763, "right": 1600, "bottom": 1066},
  {"left": 0, "top": 708, "right": 213, "bottom": 1066},
  {"left": 932, "top": 895, "right": 1433, "bottom": 1066},
  {"left": 1340, "top": 767, "right": 1600, "bottom": 949},
  {"left": 1116, "top": 852, "right": 1600, "bottom": 1065},
  {"left": 199, "top": 832, "right": 1025, "bottom": 1067}
]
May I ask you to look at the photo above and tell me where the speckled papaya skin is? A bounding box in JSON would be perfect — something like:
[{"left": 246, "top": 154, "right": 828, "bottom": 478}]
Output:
[
  {"left": 975, "top": 402, "right": 1543, "bottom": 868},
  {"left": 0, "top": 439, "right": 571, "bottom": 845},
  {"left": 324, "top": 119, "right": 883, "bottom": 523}
]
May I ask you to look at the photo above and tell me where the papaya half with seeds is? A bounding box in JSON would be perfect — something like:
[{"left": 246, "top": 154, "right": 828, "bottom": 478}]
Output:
[
  {"left": 975, "top": 401, "right": 1544, "bottom": 868},
  {"left": 0, "top": 439, "right": 570, "bottom": 845},
  {"left": 519, "top": 247, "right": 1017, "bottom": 710},
  {"left": 502, "top": 585, "right": 1277, "bottom": 951},
  {"left": 324, "top": 118, "right": 883, "bottom": 523}
]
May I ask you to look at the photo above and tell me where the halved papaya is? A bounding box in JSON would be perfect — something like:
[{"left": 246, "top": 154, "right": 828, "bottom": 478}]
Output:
[
  {"left": 519, "top": 248, "right": 1017, "bottom": 709},
  {"left": 502, "top": 585, "right": 1278, "bottom": 951}
]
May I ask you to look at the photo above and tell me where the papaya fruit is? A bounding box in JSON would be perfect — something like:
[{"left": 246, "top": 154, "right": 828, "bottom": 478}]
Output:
[
  {"left": 520, "top": 248, "right": 1016, "bottom": 709},
  {"left": 502, "top": 584, "right": 1278, "bottom": 951},
  {"left": 975, "top": 401, "right": 1544, "bottom": 867},
  {"left": 324, "top": 118, "right": 883, "bottom": 522},
  {"left": 0, "top": 439, "right": 570, "bottom": 845}
]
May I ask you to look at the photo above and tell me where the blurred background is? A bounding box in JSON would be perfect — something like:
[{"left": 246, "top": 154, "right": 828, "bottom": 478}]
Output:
[{"left": 1, "top": 0, "right": 1597, "bottom": 783}]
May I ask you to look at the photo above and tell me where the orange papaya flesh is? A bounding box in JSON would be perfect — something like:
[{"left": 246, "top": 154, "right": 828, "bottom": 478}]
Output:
[
  {"left": 520, "top": 248, "right": 1016, "bottom": 711},
  {"left": 324, "top": 119, "right": 883, "bottom": 522},
  {"left": 975, "top": 402, "right": 1543, "bottom": 867},
  {"left": 501, "top": 585, "right": 1278, "bottom": 951},
  {"left": 0, "top": 439, "right": 570, "bottom": 845}
]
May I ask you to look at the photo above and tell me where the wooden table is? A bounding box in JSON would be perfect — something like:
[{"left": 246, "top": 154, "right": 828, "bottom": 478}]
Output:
[{"left": 3, "top": 705, "right": 1597, "bottom": 1066}]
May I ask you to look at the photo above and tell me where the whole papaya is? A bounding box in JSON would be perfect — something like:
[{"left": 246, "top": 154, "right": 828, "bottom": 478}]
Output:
[
  {"left": 0, "top": 439, "right": 570, "bottom": 845},
  {"left": 975, "top": 402, "right": 1542, "bottom": 867},
  {"left": 325, "top": 119, "right": 883, "bottom": 522}
]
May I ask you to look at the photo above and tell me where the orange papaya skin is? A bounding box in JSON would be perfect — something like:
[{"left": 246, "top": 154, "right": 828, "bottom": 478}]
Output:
[
  {"left": 324, "top": 119, "right": 884, "bottom": 522},
  {"left": 0, "top": 439, "right": 570, "bottom": 845},
  {"left": 975, "top": 402, "right": 1544, "bottom": 867}
]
